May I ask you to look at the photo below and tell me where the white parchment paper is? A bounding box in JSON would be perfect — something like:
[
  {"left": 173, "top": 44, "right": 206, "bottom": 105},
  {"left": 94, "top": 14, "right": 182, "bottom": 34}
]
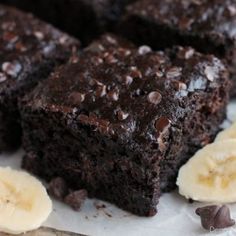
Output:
[{"left": 0, "top": 101, "right": 235, "bottom": 236}]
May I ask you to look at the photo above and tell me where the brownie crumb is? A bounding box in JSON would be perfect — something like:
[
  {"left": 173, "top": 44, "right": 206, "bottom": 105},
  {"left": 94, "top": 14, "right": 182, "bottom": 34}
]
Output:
[
  {"left": 48, "top": 177, "right": 69, "bottom": 201},
  {"left": 64, "top": 189, "right": 88, "bottom": 211},
  {"left": 94, "top": 202, "right": 107, "bottom": 210},
  {"left": 196, "top": 205, "right": 235, "bottom": 231},
  {"left": 104, "top": 211, "right": 112, "bottom": 218},
  {"left": 147, "top": 208, "right": 157, "bottom": 217},
  {"left": 188, "top": 198, "right": 194, "bottom": 204}
]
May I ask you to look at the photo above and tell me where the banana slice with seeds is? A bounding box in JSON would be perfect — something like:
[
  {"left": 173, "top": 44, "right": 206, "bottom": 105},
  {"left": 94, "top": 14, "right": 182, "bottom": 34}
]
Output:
[
  {"left": 177, "top": 140, "right": 236, "bottom": 203},
  {"left": 215, "top": 122, "right": 236, "bottom": 141},
  {"left": 0, "top": 167, "right": 52, "bottom": 235}
]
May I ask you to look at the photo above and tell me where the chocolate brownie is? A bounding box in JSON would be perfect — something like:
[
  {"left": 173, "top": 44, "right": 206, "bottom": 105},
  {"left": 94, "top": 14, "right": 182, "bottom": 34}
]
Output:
[
  {"left": 20, "top": 34, "right": 229, "bottom": 216},
  {"left": 0, "top": 5, "right": 80, "bottom": 151},
  {"left": 120, "top": 0, "right": 236, "bottom": 97},
  {"left": 1, "top": 0, "right": 136, "bottom": 44}
]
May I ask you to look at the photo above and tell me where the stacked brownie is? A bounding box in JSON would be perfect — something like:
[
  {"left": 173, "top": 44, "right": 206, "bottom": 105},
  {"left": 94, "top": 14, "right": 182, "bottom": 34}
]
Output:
[
  {"left": 3, "top": 0, "right": 236, "bottom": 96},
  {"left": 0, "top": 5, "right": 80, "bottom": 151},
  {"left": 20, "top": 34, "right": 229, "bottom": 216},
  {"left": 120, "top": 0, "right": 236, "bottom": 97},
  {"left": 0, "top": 0, "right": 137, "bottom": 44}
]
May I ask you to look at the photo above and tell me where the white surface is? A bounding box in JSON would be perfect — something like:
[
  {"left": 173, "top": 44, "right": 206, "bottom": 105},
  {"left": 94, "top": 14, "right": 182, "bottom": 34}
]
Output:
[{"left": 0, "top": 101, "right": 235, "bottom": 236}]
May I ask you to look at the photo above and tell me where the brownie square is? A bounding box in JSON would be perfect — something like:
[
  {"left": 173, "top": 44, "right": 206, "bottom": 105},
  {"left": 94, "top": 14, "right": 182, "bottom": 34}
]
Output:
[
  {"left": 0, "top": 5, "right": 80, "bottom": 151},
  {"left": 20, "top": 34, "right": 229, "bottom": 216},
  {"left": 120, "top": 0, "right": 236, "bottom": 97},
  {"left": 1, "top": 0, "right": 136, "bottom": 44}
]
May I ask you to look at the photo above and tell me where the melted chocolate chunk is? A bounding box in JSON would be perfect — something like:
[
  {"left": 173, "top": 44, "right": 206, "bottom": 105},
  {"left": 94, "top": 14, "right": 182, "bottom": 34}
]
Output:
[{"left": 196, "top": 205, "right": 235, "bottom": 231}]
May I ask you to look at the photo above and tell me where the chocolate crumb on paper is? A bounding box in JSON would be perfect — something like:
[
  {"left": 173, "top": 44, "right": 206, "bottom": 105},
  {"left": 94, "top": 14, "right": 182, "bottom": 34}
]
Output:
[
  {"left": 94, "top": 201, "right": 113, "bottom": 218},
  {"left": 48, "top": 177, "right": 69, "bottom": 200},
  {"left": 64, "top": 189, "right": 88, "bottom": 211}
]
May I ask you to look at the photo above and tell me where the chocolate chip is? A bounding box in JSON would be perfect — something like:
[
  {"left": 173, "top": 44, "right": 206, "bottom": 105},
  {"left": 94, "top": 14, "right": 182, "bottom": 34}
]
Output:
[
  {"left": 91, "top": 56, "right": 103, "bottom": 66},
  {"left": 59, "top": 35, "right": 69, "bottom": 45},
  {"left": 3, "top": 31, "right": 18, "bottom": 44},
  {"left": 178, "top": 47, "right": 195, "bottom": 59},
  {"left": 1, "top": 21, "right": 16, "bottom": 31},
  {"left": 147, "top": 91, "right": 162, "bottom": 105},
  {"left": 68, "top": 92, "right": 85, "bottom": 105},
  {"left": 227, "top": 5, "right": 236, "bottom": 16},
  {"left": 155, "top": 117, "right": 171, "bottom": 136},
  {"left": 107, "top": 90, "right": 119, "bottom": 101},
  {"left": 130, "top": 66, "right": 142, "bottom": 79},
  {"left": 179, "top": 17, "right": 194, "bottom": 30},
  {"left": 125, "top": 75, "right": 133, "bottom": 85},
  {"left": 138, "top": 45, "right": 152, "bottom": 55},
  {"left": 34, "top": 31, "right": 44, "bottom": 40},
  {"left": 15, "top": 42, "right": 27, "bottom": 52},
  {"left": 96, "top": 84, "right": 107, "bottom": 97},
  {"left": 2, "top": 61, "right": 22, "bottom": 78},
  {"left": 48, "top": 177, "right": 69, "bottom": 200},
  {"left": 64, "top": 189, "right": 88, "bottom": 211},
  {"left": 104, "top": 53, "right": 118, "bottom": 64},
  {"left": 86, "top": 42, "right": 105, "bottom": 53},
  {"left": 166, "top": 67, "right": 182, "bottom": 79},
  {"left": 0, "top": 73, "right": 7, "bottom": 83},
  {"left": 118, "top": 47, "right": 131, "bottom": 57},
  {"left": 117, "top": 110, "right": 129, "bottom": 121},
  {"left": 204, "top": 66, "right": 215, "bottom": 81},
  {"left": 172, "top": 81, "right": 187, "bottom": 91},
  {"left": 105, "top": 35, "right": 117, "bottom": 45},
  {"left": 43, "top": 43, "right": 56, "bottom": 56},
  {"left": 155, "top": 70, "right": 164, "bottom": 78},
  {"left": 196, "top": 205, "right": 235, "bottom": 231}
]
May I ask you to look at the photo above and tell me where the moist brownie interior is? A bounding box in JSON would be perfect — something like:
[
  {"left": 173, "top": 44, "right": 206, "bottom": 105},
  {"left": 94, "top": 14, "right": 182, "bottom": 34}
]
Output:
[
  {"left": 20, "top": 34, "right": 229, "bottom": 216},
  {"left": 0, "top": 5, "right": 80, "bottom": 151}
]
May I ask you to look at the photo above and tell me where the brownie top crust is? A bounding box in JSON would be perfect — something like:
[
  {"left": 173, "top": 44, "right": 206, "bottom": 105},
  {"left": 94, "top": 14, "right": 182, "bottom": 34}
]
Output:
[
  {"left": 0, "top": 5, "right": 80, "bottom": 98},
  {"left": 25, "top": 34, "right": 228, "bottom": 147},
  {"left": 126, "top": 0, "right": 236, "bottom": 44}
]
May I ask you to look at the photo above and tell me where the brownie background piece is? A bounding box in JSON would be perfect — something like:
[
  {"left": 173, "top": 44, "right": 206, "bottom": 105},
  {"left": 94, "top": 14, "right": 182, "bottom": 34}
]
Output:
[
  {"left": 0, "top": 0, "right": 136, "bottom": 45},
  {"left": 0, "top": 5, "right": 80, "bottom": 151},
  {"left": 119, "top": 0, "right": 236, "bottom": 97},
  {"left": 20, "top": 34, "right": 229, "bottom": 216}
]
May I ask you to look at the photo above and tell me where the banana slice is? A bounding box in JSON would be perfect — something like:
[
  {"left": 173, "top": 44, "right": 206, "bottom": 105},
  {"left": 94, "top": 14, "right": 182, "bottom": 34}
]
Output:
[
  {"left": 177, "top": 140, "right": 236, "bottom": 203},
  {"left": 0, "top": 167, "right": 52, "bottom": 235},
  {"left": 215, "top": 122, "right": 236, "bottom": 141}
]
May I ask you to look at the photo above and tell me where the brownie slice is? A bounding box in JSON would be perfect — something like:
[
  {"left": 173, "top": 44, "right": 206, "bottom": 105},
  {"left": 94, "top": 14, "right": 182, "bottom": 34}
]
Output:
[
  {"left": 1, "top": 0, "right": 136, "bottom": 44},
  {"left": 20, "top": 34, "right": 229, "bottom": 216},
  {"left": 119, "top": 0, "right": 236, "bottom": 97},
  {"left": 0, "top": 5, "right": 80, "bottom": 151}
]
